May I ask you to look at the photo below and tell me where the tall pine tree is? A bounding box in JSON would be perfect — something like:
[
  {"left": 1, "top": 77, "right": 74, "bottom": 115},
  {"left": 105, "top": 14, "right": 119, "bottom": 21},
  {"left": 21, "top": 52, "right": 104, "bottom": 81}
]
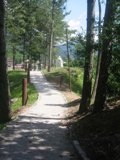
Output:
[
  {"left": 79, "top": 0, "right": 96, "bottom": 113},
  {"left": 0, "top": 0, "right": 11, "bottom": 122}
]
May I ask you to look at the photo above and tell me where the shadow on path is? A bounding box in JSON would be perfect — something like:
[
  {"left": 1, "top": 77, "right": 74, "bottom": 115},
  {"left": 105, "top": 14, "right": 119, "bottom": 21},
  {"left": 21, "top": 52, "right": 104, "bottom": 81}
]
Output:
[
  {"left": 0, "top": 115, "right": 77, "bottom": 160},
  {"left": 0, "top": 71, "right": 79, "bottom": 160}
]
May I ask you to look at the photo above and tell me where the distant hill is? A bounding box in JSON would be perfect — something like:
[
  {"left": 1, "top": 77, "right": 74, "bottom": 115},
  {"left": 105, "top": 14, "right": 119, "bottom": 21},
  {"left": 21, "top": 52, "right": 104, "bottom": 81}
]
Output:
[{"left": 55, "top": 44, "right": 75, "bottom": 60}]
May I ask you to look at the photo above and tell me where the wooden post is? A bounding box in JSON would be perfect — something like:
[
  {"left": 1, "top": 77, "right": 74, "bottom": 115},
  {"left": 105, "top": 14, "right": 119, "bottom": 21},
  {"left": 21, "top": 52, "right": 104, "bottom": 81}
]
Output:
[
  {"left": 13, "top": 46, "right": 16, "bottom": 70},
  {"left": 27, "top": 62, "right": 30, "bottom": 83},
  {"left": 60, "top": 76, "right": 63, "bottom": 88},
  {"left": 66, "top": 28, "right": 71, "bottom": 91},
  {"left": 22, "top": 78, "right": 28, "bottom": 106}
]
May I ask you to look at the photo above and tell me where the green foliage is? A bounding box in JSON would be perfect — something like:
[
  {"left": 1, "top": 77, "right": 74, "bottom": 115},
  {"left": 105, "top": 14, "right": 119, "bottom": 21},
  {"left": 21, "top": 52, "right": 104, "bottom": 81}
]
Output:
[
  {"left": 69, "top": 34, "right": 86, "bottom": 67},
  {"left": 107, "top": 51, "right": 120, "bottom": 98},
  {"left": 107, "top": 2, "right": 120, "bottom": 98},
  {"left": 6, "top": 0, "right": 67, "bottom": 63},
  {"left": 8, "top": 71, "right": 38, "bottom": 112},
  {"left": 43, "top": 67, "right": 84, "bottom": 95}
]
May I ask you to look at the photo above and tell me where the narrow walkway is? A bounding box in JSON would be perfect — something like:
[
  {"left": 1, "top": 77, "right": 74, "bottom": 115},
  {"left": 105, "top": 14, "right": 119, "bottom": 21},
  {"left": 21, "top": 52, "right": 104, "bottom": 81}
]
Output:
[{"left": 0, "top": 71, "right": 79, "bottom": 160}]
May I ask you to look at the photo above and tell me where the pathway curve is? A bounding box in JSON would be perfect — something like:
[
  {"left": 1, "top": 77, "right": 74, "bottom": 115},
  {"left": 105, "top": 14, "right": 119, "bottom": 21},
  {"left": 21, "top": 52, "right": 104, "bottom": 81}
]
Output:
[{"left": 0, "top": 71, "right": 79, "bottom": 160}]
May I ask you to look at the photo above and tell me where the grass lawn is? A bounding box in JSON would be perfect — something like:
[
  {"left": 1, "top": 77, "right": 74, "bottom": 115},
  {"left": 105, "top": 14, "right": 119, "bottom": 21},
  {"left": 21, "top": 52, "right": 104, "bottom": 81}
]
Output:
[
  {"left": 9, "top": 70, "right": 38, "bottom": 112},
  {"left": 0, "top": 70, "right": 38, "bottom": 130},
  {"left": 43, "top": 67, "right": 84, "bottom": 95}
]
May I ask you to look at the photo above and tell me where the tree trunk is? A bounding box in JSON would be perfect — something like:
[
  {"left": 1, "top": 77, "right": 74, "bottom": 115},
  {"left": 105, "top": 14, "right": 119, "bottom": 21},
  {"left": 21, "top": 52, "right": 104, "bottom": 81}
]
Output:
[
  {"left": 44, "top": 55, "right": 47, "bottom": 69},
  {"left": 48, "top": 0, "right": 55, "bottom": 72},
  {"left": 79, "top": 0, "right": 96, "bottom": 113},
  {"left": 0, "top": 0, "right": 11, "bottom": 122},
  {"left": 22, "top": 34, "right": 26, "bottom": 64},
  {"left": 91, "top": 0, "right": 102, "bottom": 103},
  {"left": 13, "top": 46, "right": 15, "bottom": 70},
  {"left": 66, "top": 28, "right": 71, "bottom": 91},
  {"left": 94, "top": 0, "right": 116, "bottom": 112},
  {"left": 39, "top": 53, "right": 41, "bottom": 70},
  {"left": 48, "top": 40, "right": 52, "bottom": 72},
  {"left": 27, "top": 61, "right": 30, "bottom": 83}
]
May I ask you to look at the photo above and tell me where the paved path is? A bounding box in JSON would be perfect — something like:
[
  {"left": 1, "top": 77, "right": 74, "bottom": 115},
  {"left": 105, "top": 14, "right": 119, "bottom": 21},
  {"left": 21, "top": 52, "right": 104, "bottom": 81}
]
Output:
[{"left": 0, "top": 71, "right": 79, "bottom": 160}]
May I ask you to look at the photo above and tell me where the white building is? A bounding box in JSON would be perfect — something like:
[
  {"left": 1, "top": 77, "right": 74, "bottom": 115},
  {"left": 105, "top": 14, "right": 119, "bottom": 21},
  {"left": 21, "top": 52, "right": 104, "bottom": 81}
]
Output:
[{"left": 56, "top": 56, "right": 64, "bottom": 68}]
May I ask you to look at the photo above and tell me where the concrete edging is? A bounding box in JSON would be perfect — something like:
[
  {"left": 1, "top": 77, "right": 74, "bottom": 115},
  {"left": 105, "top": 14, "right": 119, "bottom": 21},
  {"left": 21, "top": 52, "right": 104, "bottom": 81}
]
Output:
[{"left": 73, "top": 140, "right": 90, "bottom": 160}]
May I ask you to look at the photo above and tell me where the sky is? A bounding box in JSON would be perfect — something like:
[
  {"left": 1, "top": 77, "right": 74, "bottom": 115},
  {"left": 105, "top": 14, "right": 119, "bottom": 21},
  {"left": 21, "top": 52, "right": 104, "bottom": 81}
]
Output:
[{"left": 65, "top": 0, "right": 106, "bottom": 33}]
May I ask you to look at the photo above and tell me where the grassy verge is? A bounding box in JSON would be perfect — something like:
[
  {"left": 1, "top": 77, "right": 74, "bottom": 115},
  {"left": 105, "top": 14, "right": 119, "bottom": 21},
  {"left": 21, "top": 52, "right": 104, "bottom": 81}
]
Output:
[
  {"left": 9, "top": 70, "right": 38, "bottom": 112},
  {"left": 0, "top": 70, "right": 38, "bottom": 130},
  {"left": 0, "top": 71, "right": 38, "bottom": 130},
  {"left": 43, "top": 67, "right": 83, "bottom": 95}
]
